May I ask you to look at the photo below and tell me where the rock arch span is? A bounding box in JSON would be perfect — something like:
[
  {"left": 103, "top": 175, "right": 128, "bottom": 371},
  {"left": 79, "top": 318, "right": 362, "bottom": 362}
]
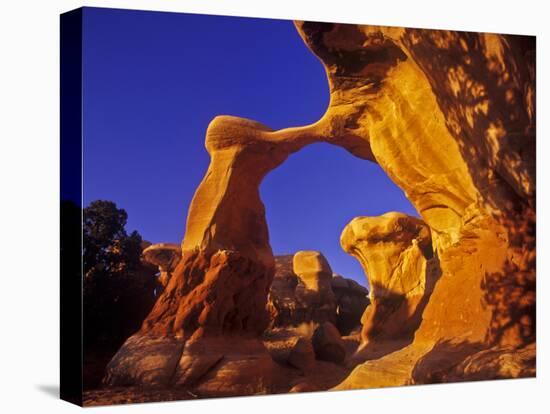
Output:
[{"left": 104, "top": 21, "right": 535, "bottom": 394}]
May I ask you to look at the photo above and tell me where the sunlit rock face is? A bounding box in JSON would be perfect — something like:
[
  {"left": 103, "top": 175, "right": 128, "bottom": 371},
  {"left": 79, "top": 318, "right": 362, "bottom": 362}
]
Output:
[
  {"left": 293, "top": 251, "right": 334, "bottom": 292},
  {"left": 294, "top": 22, "right": 535, "bottom": 388},
  {"left": 340, "top": 212, "right": 439, "bottom": 355},
  {"left": 292, "top": 251, "right": 337, "bottom": 323},
  {"left": 142, "top": 243, "right": 182, "bottom": 288},
  {"left": 104, "top": 21, "right": 535, "bottom": 395},
  {"left": 103, "top": 113, "right": 341, "bottom": 392},
  {"left": 104, "top": 249, "right": 279, "bottom": 391}
]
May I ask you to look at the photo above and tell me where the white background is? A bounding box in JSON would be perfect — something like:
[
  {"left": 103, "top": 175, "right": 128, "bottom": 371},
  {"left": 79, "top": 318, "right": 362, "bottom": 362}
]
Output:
[{"left": 0, "top": 0, "right": 548, "bottom": 412}]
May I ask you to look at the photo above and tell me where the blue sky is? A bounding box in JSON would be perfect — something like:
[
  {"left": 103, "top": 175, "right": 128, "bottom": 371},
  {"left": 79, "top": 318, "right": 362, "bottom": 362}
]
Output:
[{"left": 82, "top": 7, "right": 418, "bottom": 286}]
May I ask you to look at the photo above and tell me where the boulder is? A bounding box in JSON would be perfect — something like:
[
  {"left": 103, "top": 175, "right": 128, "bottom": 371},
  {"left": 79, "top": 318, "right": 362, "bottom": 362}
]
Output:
[
  {"left": 103, "top": 335, "right": 184, "bottom": 387},
  {"left": 262, "top": 332, "right": 315, "bottom": 372},
  {"left": 289, "top": 382, "right": 318, "bottom": 393},
  {"left": 331, "top": 274, "right": 370, "bottom": 335},
  {"left": 312, "top": 322, "right": 346, "bottom": 364},
  {"left": 287, "top": 337, "right": 315, "bottom": 371},
  {"left": 178, "top": 337, "right": 279, "bottom": 397}
]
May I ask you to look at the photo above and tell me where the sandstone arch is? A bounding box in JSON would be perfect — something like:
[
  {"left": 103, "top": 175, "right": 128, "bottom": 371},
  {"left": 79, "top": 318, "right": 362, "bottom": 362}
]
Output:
[{"left": 104, "top": 21, "right": 535, "bottom": 393}]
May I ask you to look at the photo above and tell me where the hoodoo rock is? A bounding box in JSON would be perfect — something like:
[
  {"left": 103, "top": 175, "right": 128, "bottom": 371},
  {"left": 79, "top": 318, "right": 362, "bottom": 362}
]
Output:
[
  {"left": 267, "top": 253, "right": 368, "bottom": 332},
  {"left": 293, "top": 250, "right": 333, "bottom": 291},
  {"left": 104, "top": 21, "right": 535, "bottom": 396},
  {"left": 104, "top": 248, "right": 281, "bottom": 394},
  {"left": 142, "top": 243, "right": 182, "bottom": 288},
  {"left": 293, "top": 250, "right": 337, "bottom": 323},
  {"left": 340, "top": 213, "right": 438, "bottom": 356}
]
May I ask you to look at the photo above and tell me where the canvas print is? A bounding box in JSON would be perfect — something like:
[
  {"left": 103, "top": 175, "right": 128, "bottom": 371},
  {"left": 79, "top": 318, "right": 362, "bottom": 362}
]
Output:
[{"left": 60, "top": 6, "right": 536, "bottom": 406}]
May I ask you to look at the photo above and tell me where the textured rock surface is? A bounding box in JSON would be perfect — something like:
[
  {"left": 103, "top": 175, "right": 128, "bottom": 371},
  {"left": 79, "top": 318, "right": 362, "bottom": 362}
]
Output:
[
  {"left": 142, "top": 243, "right": 182, "bottom": 288},
  {"left": 268, "top": 336, "right": 315, "bottom": 371},
  {"left": 104, "top": 21, "right": 535, "bottom": 396},
  {"left": 268, "top": 253, "right": 369, "bottom": 332},
  {"left": 105, "top": 248, "right": 276, "bottom": 391},
  {"left": 341, "top": 212, "right": 437, "bottom": 354},
  {"left": 293, "top": 251, "right": 337, "bottom": 323},
  {"left": 292, "top": 22, "right": 535, "bottom": 389},
  {"left": 176, "top": 337, "right": 280, "bottom": 397},
  {"left": 103, "top": 335, "right": 184, "bottom": 387},
  {"left": 331, "top": 274, "right": 370, "bottom": 335},
  {"left": 293, "top": 251, "right": 333, "bottom": 291},
  {"left": 262, "top": 327, "right": 352, "bottom": 392},
  {"left": 312, "top": 322, "right": 347, "bottom": 364}
]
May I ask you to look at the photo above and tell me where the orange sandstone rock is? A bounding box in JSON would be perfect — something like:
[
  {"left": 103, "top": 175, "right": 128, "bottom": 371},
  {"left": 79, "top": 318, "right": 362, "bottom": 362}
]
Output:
[
  {"left": 267, "top": 253, "right": 368, "bottom": 332},
  {"left": 293, "top": 22, "right": 535, "bottom": 389},
  {"left": 142, "top": 243, "right": 181, "bottom": 288},
  {"left": 340, "top": 212, "right": 438, "bottom": 355},
  {"left": 293, "top": 251, "right": 337, "bottom": 324},
  {"left": 105, "top": 21, "right": 535, "bottom": 394}
]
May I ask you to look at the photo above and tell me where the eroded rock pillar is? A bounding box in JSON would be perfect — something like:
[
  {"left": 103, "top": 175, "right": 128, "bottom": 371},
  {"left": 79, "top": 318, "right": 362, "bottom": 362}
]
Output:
[
  {"left": 104, "top": 115, "right": 331, "bottom": 393},
  {"left": 341, "top": 212, "right": 437, "bottom": 356}
]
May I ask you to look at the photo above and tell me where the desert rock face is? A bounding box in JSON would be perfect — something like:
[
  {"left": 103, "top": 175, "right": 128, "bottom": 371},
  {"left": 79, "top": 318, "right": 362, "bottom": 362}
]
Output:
[
  {"left": 273, "top": 251, "right": 336, "bottom": 325},
  {"left": 142, "top": 243, "right": 182, "bottom": 288},
  {"left": 103, "top": 21, "right": 535, "bottom": 396},
  {"left": 340, "top": 212, "right": 438, "bottom": 355},
  {"left": 104, "top": 248, "right": 280, "bottom": 393},
  {"left": 267, "top": 253, "right": 369, "bottom": 333},
  {"left": 293, "top": 250, "right": 337, "bottom": 323},
  {"left": 312, "top": 322, "right": 347, "bottom": 364},
  {"left": 293, "top": 22, "right": 535, "bottom": 388},
  {"left": 293, "top": 250, "right": 333, "bottom": 291}
]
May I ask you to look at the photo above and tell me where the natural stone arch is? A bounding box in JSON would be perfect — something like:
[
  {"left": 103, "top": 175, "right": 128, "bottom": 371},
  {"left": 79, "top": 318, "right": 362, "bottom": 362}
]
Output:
[
  {"left": 104, "top": 21, "right": 535, "bottom": 394},
  {"left": 103, "top": 107, "right": 378, "bottom": 393}
]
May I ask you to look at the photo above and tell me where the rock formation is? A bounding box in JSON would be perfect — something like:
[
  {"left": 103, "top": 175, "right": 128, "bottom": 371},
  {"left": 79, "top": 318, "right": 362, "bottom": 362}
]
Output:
[
  {"left": 312, "top": 322, "right": 347, "bottom": 364},
  {"left": 292, "top": 22, "right": 535, "bottom": 388},
  {"left": 293, "top": 251, "right": 333, "bottom": 291},
  {"left": 292, "top": 250, "right": 337, "bottom": 324},
  {"left": 341, "top": 212, "right": 439, "bottom": 357},
  {"left": 142, "top": 243, "right": 182, "bottom": 288},
  {"left": 261, "top": 252, "right": 367, "bottom": 387},
  {"left": 267, "top": 336, "right": 316, "bottom": 371},
  {"left": 331, "top": 275, "right": 370, "bottom": 335},
  {"left": 268, "top": 253, "right": 368, "bottom": 333},
  {"left": 103, "top": 21, "right": 535, "bottom": 396}
]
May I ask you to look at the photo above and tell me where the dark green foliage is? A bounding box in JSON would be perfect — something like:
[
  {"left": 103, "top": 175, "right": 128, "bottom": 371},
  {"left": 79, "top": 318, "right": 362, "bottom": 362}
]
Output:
[{"left": 82, "top": 200, "right": 157, "bottom": 351}]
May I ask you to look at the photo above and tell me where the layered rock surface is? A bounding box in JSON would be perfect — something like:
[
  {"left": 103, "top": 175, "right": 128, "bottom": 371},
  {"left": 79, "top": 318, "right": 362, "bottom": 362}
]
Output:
[
  {"left": 142, "top": 243, "right": 182, "bottom": 288},
  {"left": 341, "top": 212, "right": 439, "bottom": 358},
  {"left": 103, "top": 21, "right": 535, "bottom": 398},
  {"left": 268, "top": 252, "right": 369, "bottom": 333},
  {"left": 292, "top": 22, "right": 535, "bottom": 389}
]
